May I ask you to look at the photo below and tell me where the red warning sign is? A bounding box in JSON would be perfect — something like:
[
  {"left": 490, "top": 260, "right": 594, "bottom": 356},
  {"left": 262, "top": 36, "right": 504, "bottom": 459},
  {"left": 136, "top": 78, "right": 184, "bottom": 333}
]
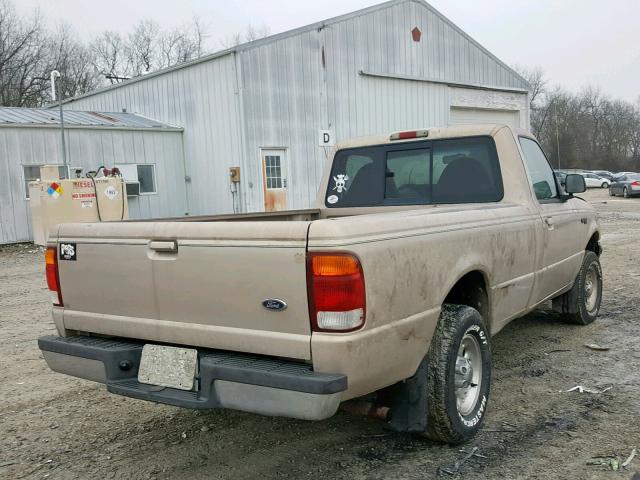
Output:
[{"left": 72, "top": 192, "right": 97, "bottom": 200}]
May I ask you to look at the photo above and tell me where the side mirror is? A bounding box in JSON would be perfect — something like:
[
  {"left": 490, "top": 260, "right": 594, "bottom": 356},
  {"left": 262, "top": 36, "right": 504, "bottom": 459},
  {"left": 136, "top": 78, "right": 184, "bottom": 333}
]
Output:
[{"left": 565, "top": 174, "right": 586, "bottom": 194}]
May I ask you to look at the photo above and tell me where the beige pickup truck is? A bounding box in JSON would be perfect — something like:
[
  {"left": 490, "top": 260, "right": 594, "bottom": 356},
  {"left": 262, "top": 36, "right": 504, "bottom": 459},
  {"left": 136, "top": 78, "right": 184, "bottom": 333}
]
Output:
[{"left": 39, "top": 125, "right": 602, "bottom": 444}]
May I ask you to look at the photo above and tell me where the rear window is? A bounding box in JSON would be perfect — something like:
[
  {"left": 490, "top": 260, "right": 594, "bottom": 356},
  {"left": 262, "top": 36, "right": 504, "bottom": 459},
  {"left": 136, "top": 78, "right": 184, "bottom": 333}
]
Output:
[{"left": 325, "top": 136, "right": 503, "bottom": 207}]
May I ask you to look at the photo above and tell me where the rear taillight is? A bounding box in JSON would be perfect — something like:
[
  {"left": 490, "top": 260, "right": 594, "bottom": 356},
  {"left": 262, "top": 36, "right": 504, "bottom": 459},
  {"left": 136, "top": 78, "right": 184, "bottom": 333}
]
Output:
[
  {"left": 45, "top": 246, "right": 63, "bottom": 306},
  {"left": 307, "top": 253, "right": 365, "bottom": 332},
  {"left": 631, "top": 181, "right": 640, "bottom": 187}
]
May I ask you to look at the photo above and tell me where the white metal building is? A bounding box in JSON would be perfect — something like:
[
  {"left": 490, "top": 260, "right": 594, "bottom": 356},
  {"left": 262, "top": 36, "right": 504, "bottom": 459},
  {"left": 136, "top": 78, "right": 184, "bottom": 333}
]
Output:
[
  {"left": 1, "top": 0, "right": 530, "bottom": 243},
  {"left": 60, "top": 0, "right": 529, "bottom": 218},
  {"left": 0, "top": 107, "right": 186, "bottom": 243}
]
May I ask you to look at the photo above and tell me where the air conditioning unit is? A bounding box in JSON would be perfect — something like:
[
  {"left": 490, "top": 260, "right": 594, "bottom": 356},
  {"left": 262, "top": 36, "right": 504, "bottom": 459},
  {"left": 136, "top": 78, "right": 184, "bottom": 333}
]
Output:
[{"left": 125, "top": 181, "right": 141, "bottom": 197}]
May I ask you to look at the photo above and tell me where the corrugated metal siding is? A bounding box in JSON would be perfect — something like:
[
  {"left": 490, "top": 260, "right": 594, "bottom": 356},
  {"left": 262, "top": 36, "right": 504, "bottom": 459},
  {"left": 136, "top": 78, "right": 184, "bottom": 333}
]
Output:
[
  {"left": 0, "top": 127, "right": 186, "bottom": 243},
  {"left": 64, "top": 54, "right": 242, "bottom": 216},
  {"left": 239, "top": 30, "right": 327, "bottom": 211},
  {"left": 323, "top": 3, "right": 454, "bottom": 140},
  {"left": 60, "top": 0, "right": 529, "bottom": 215}
]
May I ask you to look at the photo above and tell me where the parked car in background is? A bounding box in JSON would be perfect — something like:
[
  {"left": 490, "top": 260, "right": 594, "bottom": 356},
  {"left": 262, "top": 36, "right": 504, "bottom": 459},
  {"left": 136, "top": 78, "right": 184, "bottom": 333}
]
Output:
[
  {"left": 591, "top": 170, "right": 614, "bottom": 181},
  {"left": 581, "top": 172, "right": 610, "bottom": 188},
  {"left": 613, "top": 171, "right": 637, "bottom": 180},
  {"left": 609, "top": 173, "right": 640, "bottom": 198}
]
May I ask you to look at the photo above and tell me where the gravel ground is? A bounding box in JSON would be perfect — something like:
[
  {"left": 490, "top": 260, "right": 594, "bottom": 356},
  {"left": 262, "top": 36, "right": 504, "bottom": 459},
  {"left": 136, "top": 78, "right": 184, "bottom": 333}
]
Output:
[{"left": 0, "top": 188, "right": 638, "bottom": 480}]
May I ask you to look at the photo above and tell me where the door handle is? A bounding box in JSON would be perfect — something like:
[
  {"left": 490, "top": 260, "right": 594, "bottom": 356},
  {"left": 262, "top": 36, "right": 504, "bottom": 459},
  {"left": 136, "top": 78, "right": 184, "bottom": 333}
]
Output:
[
  {"left": 149, "top": 240, "right": 178, "bottom": 252},
  {"left": 544, "top": 217, "right": 555, "bottom": 230}
]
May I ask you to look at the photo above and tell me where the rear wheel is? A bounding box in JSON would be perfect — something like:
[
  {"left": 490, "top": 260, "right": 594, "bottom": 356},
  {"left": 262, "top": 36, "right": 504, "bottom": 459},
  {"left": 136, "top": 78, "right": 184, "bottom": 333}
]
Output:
[
  {"left": 552, "top": 251, "right": 602, "bottom": 325},
  {"left": 601, "top": 182, "right": 609, "bottom": 188},
  {"left": 423, "top": 305, "right": 491, "bottom": 444},
  {"left": 624, "top": 187, "right": 629, "bottom": 198}
]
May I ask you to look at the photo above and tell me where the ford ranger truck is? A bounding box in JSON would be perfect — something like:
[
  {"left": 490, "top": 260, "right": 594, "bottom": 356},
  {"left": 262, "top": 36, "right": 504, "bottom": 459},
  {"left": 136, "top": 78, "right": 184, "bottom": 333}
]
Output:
[{"left": 38, "top": 124, "right": 602, "bottom": 444}]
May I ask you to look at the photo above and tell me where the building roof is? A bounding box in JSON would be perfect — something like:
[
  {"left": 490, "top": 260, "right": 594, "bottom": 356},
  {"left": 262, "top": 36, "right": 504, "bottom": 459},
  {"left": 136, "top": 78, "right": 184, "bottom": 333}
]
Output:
[
  {"left": 59, "top": 0, "right": 529, "bottom": 106},
  {"left": 0, "top": 107, "right": 182, "bottom": 131}
]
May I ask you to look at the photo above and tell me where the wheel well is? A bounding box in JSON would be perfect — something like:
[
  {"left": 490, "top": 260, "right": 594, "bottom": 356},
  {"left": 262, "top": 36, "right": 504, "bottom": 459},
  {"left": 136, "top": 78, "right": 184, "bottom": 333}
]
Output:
[
  {"left": 586, "top": 232, "right": 601, "bottom": 256},
  {"left": 443, "top": 271, "right": 489, "bottom": 321}
]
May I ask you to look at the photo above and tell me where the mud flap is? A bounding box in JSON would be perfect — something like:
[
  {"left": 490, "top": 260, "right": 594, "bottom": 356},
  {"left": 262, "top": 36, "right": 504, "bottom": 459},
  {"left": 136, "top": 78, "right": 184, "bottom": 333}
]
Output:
[
  {"left": 552, "top": 280, "right": 579, "bottom": 314},
  {"left": 381, "top": 357, "right": 428, "bottom": 433}
]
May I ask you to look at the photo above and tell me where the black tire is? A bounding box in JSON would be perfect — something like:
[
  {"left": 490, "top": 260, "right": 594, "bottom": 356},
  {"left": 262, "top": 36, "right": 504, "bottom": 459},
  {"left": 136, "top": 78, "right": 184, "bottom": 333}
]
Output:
[
  {"left": 623, "top": 187, "right": 629, "bottom": 198},
  {"left": 609, "top": 187, "right": 615, "bottom": 197},
  {"left": 423, "top": 305, "right": 491, "bottom": 444},
  {"left": 601, "top": 182, "right": 609, "bottom": 189},
  {"left": 552, "top": 251, "right": 602, "bottom": 325}
]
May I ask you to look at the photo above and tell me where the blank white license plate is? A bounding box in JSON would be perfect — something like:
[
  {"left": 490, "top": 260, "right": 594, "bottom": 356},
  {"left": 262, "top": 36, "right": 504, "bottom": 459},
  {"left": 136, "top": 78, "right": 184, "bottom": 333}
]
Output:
[{"left": 138, "top": 344, "right": 198, "bottom": 391}]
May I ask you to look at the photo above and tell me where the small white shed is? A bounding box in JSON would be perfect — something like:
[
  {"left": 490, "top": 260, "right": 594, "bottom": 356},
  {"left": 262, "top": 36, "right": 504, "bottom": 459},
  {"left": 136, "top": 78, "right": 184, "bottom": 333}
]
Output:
[{"left": 0, "top": 107, "right": 187, "bottom": 244}]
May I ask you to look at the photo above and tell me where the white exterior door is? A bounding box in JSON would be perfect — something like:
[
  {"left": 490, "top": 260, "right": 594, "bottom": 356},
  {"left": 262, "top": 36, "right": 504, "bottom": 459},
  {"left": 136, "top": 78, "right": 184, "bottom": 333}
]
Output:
[
  {"left": 450, "top": 107, "right": 520, "bottom": 129},
  {"left": 261, "top": 149, "right": 288, "bottom": 212}
]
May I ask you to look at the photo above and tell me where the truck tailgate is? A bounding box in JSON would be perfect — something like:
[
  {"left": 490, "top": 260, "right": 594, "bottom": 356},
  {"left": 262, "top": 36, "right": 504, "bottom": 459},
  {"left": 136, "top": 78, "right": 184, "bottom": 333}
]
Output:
[{"left": 54, "top": 220, "right": 312, "bottom": 360}]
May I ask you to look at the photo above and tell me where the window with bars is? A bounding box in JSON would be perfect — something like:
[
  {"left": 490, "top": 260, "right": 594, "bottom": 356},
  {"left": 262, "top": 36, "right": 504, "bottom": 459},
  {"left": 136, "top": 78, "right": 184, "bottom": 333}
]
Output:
[{"left": 264, "top": 155, "right": 283, "bottom": 189}]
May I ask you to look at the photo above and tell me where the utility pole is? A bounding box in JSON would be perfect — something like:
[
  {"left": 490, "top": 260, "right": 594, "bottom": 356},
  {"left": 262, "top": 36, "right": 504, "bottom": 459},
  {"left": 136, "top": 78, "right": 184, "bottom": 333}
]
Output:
[
  {"left": 554, "top": 100, "right": 561, "bottom": 170},
  {"left": 50, "top": 71, "right": 67, "bottom": 168}
]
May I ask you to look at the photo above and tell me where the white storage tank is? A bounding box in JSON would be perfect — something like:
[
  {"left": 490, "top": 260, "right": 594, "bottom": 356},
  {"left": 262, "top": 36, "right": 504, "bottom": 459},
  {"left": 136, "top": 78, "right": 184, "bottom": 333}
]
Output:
[{"left": 28, "top": 166, "right": 129, "bottom": 245}]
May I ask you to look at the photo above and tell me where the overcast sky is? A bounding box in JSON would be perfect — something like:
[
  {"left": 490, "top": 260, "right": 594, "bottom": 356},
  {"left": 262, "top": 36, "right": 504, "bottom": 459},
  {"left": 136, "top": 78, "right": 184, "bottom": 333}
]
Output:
[{"left": 14, "top": 0, "right": 640, "bottom": 102}]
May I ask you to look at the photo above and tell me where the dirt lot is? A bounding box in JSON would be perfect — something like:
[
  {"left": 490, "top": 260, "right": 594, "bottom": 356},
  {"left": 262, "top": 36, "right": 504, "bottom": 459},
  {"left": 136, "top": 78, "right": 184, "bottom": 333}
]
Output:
[{"left": 1, "top": 188, "right": 639, "bottom": 480}]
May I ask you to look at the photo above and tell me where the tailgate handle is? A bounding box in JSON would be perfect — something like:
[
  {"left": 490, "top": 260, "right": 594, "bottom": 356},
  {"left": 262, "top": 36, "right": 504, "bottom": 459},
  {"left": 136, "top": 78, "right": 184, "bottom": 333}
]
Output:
[{"left": 149, "top": 240, "right": 178, "bottom": 252}]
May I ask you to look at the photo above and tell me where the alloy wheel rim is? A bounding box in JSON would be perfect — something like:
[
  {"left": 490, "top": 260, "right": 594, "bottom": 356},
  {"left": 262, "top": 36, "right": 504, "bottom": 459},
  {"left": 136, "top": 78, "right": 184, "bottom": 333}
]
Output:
[{"left": 455, "top": 333, "right": 482, "bottom": 416}]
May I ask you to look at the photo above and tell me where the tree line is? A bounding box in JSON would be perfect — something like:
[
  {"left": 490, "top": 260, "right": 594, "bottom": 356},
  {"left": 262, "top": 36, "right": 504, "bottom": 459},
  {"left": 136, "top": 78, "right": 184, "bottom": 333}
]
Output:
[
  {"left": 517, "top": 66, "right": 640, "bottom": 172},
  {"left": 1, "top": 0, "right": 638, "bottom": 173},
  {"left": 0, "top": 0, "right": 267, "bottom": 107}
]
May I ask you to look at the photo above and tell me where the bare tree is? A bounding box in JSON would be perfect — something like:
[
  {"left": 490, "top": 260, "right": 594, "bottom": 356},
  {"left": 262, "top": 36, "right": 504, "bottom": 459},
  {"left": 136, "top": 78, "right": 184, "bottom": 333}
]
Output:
[
  {"left": 512, "top": 65, "right": 549, "bottom": 138},
  {"left": 244, "top": 25, "right": 270, "bottom": 42},
  {"left": 157, "top": 18, "right": 207, "bottom": 68},
  {"left": 189, "top": 17, "right": 207, "bottom": 59},
  {"left": 1, "top": 0, "right": 213, "bottom": 102},
  {"left": 91, "top": 31, "right": 131, "bottom": 83},
  {"left": 529, "top": 84, "right": 640, "bottom": 171},
  {"left": 164, "top": 30, "right": 195, "bottom": 64},
  {"left": 220, "top": 24, "right": 270, "bottom": 48},
  {"left": 631, "top": 100, "right": 640, "bottom": 167},
  {"left": 513, "top": 65, "right": 547, "bottom": 108},
  {"left": 0, "top": 0, "right": 49, "bottom": 106},
  {"left": 92, "top": 17, "right": 207, "bottom": 81},
  {"left": 581, "top": 86, "right": 604, "bottom": 154},
  {"left": 127, "top": 20, "right": 160, "bottom": 76},
  {"left": 47, "top": 24, "right": 101, "bottom": 100}
]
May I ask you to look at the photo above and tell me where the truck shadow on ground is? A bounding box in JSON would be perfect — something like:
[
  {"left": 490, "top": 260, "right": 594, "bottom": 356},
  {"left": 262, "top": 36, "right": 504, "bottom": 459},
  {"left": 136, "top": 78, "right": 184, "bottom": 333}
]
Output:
[{"left": 107, "top": 307, "right": 628, "bottom": 480}]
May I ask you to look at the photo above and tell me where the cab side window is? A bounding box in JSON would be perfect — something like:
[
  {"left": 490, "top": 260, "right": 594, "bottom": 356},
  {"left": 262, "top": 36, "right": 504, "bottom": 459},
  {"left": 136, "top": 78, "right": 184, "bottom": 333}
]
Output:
[{"left": 519, "top": 137, "right": 558, "bottom": 201}]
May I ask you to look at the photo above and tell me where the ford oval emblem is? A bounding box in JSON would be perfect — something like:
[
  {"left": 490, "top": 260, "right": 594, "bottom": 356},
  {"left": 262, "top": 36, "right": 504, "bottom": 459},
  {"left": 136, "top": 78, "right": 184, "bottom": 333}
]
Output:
[{"left": 262, "top": 299, "right": 288, "bottom": 311}]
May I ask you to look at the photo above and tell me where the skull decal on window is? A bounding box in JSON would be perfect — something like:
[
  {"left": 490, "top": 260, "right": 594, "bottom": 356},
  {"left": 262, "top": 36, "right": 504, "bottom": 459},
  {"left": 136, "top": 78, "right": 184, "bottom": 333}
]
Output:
[{"left": 332, "top": 174, "right": 349, "bottom": 193}]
